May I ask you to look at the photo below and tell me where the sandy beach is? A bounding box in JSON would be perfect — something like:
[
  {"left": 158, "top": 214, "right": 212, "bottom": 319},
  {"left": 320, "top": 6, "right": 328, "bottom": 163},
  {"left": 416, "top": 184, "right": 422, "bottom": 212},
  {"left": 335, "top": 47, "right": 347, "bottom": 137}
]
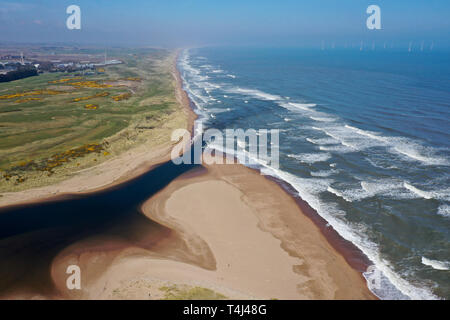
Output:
[{"left": 35, "top": 157, "right": 375, "bottom": 300}]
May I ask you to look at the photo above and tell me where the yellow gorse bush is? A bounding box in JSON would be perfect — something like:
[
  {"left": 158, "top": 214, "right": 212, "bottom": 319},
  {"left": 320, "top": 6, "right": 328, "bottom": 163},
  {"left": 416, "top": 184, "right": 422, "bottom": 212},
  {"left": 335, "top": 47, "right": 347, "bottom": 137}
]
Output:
[
  {"left": 112, "top": 92, "right": 132, "bottom": 101},
  {"left": 48, "top": 77, "right": 83, "bottom": 84},
  {"left": 72, "top": 91, "right": 110, "bottom": 102},
  {"left": 69, "top": 81, "right": 113, "bottom": 88},
  {"left": 0, "top": 89, "right": 64, "bottom": 100}
]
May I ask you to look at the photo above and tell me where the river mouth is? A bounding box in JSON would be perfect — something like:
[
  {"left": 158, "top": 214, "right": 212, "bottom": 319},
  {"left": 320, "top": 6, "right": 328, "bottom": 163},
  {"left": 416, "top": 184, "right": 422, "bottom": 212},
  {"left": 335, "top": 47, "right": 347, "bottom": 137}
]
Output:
[{"left": 0, "top": 160, "right": 201, "bottom": 297}]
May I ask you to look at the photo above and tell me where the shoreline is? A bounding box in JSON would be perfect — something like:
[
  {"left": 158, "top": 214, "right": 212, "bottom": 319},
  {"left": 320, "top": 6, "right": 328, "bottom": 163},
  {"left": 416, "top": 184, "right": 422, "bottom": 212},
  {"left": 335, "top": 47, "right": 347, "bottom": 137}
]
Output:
[
  {"left": 264, "top": 175, "right": 373, "bottom": 273},
  {"left": 0, "top": 50, "right": 376, "bottom": 299},
  {"left": 81, "top": 158, "right": 375, "bottom": 299}
]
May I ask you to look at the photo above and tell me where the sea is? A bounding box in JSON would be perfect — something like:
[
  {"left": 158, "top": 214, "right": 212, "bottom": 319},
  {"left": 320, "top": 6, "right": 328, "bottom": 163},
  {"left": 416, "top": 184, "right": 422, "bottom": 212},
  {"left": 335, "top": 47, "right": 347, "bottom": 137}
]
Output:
[{"left": 178, "top": 46, "right": 450, "bottom": 300}]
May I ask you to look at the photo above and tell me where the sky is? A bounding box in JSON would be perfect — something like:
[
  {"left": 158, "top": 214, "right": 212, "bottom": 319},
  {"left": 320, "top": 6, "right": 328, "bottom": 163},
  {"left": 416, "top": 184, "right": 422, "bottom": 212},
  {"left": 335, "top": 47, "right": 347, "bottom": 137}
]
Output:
[{"left": 0, "top": 0, "right": 449, "bottom": 48}]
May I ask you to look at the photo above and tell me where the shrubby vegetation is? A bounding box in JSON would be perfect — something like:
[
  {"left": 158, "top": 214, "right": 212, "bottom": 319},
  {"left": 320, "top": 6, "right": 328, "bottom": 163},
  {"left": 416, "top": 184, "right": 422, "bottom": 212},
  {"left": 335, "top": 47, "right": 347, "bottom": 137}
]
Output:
[{"left": 0, "top": 66, "right": 38, "bottom": 83}]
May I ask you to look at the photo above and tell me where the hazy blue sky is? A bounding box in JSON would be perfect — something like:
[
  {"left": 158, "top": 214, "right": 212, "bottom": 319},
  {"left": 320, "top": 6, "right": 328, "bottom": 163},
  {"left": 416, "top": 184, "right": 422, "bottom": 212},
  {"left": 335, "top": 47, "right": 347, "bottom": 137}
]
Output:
[{"left": 1, "top": 0, "right": 449, "bottom": 47}]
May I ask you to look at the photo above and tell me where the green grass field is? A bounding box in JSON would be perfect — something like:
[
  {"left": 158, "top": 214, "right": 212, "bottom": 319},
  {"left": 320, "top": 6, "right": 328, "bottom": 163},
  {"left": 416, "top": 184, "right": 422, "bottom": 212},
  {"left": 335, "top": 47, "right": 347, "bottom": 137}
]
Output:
[{"left": 0, "top": 48, "right": 186, "bottom": 192}]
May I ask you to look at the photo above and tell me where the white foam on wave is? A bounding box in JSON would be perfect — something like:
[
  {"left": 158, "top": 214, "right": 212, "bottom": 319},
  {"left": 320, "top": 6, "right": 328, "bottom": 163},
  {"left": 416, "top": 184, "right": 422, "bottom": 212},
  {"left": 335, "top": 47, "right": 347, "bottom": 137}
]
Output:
[
  {"left": 437, "top": 204, "right": 450, "bottom": 218},
  {"left": 226, "top": 87, "right": 283, "bottom": 101},
  {"left": 319, "top": 145, "right": 354, "bottom": 153},
  {"left": 205, "top": 107, "right": 230, "bottom": 114},
  {"left": 288, "top": 153, "right": 331, "bottom": 164},
  {"left": 359, "top": 180, "right": 416, "bottom": 200},
  {"left": 327, "top": 186, "right": 353, "bottom": 202},
  {"left": 345, "top": 125, "right": 386, "bottom": 142},
  {"left": 279, "top": 102, "right": 316, "bottom": 112},
  {"left": 312, "top": 126, "right": 357, "bottom": 150},
  {"left": 393, "top": 144, "right": 448, "bottom": 166},
  {"left": 421, "top": 257, "right": 450, "bottom": 271},
  {"left": 321, "top": 179, "right": 428, "bottom": 202},
  {"left": 306, "top": 137, "right": 339, "bottom": 145},
  {"left": 203, "top": 82, "right": 221, "bottom": 90},
  {"left": 345, "top": 125, "right": 449, "bottom": 166},
  {"left": 366, "top": 157, "right": 399, "bottom": 170},
  {"left": 312, "top": 123, "right": 449, "bottom": 168},
  {"left": 311, "top": 169, "right": 339, "bottom": 177},
  {"left": 403, "top": 182, "right": 433, "bottom": 200},
  {"left": 403, "top": 183, "right": 450, "bottom": 201},
  {"left": 310, "top": 116, "right": 336, "bottom": 122}
]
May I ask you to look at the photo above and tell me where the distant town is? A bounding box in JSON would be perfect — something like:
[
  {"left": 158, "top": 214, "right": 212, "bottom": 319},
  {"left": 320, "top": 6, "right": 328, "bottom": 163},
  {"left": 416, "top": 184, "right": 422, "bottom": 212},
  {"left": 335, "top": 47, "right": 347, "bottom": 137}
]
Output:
[{"left": 0, "top": 45, "right": 122, "bottom": 82}]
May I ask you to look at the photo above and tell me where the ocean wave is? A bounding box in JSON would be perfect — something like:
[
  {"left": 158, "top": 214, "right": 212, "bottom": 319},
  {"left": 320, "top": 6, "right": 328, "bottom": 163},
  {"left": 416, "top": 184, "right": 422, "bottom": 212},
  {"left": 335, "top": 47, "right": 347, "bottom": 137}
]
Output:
[
  {"left": 392, "top": 144, "right": 449, "bottom": 166},
  {"left": 345, "top": 125, "right": 386, "bottom": 142},
  {"left": 325, "top": 179, "right": 450, "bottom": 202},
  {"left": 403, "top": 182, "right": 450, "bottom": 201},
  {"left": 202, "top": 82, "right": 221, "bottom": 90},
  {"left": 345, "top": 125, "right": 449, "bottom": 166},
  {"left": 403, "top": 182, "right": 433, "bottom": 199},
  {"left": 311, "top": 169, "right": 340, "bottom": 177},
  {"left": 360, "top": 180, "right": 416, "bottom": 200},
  {"left": 205, "top": 107, "right": 230, "bottom": 114},
  {"left": 437, "top": 204, "right": 450, "bottom": 218},
  {"left": 226, "top": 87, "right": 283, "bottom": 101},
  {"left": 327, "top": 186, "right": 353, "bottom": 202},
  {"left": 312, "top": 126, "right": 358, "bottom": 150},
  {"left": 279, "top": 102, "right": 317, "bottom": 112},
  {"left": 318, "top": 145, "right": 354, "bottom": 153},
  {"left": 421, "top": 257, "right": 450, "bottom": 271},
  {"left": 310, "top": 116, "right": 336, "bottom": 122},
  {"left": 306, "top": 137, "right": 339, "bottom": 145},
  {"left": 365, "top": 157, "right": 399, "bottom": 170},
  {"left": 287, "top": 153, "right": 331, "bottom": 164}
]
